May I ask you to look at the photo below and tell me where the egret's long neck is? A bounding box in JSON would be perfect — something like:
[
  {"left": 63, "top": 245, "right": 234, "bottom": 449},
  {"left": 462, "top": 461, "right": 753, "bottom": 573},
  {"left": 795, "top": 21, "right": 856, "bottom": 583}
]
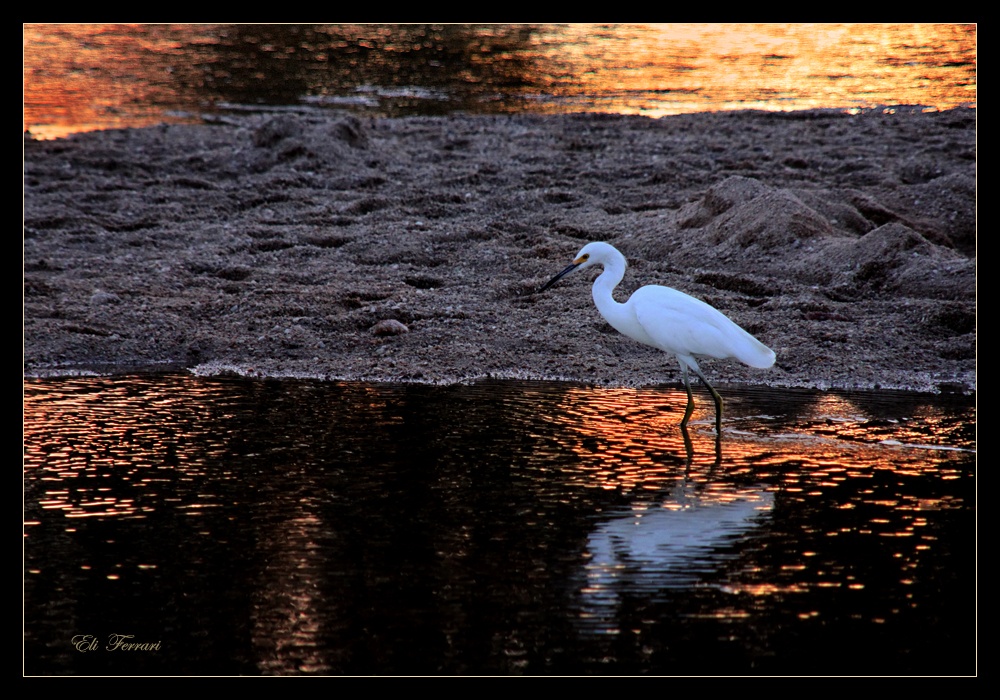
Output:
[{"left": 591, "top": 256, "right": 632, "bottom": 332}]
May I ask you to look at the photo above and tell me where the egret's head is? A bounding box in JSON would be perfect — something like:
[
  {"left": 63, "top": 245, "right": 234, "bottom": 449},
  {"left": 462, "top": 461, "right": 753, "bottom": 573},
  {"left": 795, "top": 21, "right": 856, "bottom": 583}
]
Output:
[{"left": 540, "top": 242, "right": 611, "bottom": 292}]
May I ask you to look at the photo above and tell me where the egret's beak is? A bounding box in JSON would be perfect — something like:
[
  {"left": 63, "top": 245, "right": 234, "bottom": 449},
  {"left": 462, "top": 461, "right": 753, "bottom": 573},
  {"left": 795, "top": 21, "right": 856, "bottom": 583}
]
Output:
[{"left": 540, "top": 257, "right": 584, "bottom": 292}]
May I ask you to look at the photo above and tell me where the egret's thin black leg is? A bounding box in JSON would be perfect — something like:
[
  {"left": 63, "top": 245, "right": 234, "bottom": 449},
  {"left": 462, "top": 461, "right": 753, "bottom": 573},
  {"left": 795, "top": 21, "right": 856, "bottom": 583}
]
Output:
[
  {"left": 691, "top": 366, "right": 724, "bottom": 434},
  {"left": 680, "top": 365, "right": 696, "bottom": 427}
]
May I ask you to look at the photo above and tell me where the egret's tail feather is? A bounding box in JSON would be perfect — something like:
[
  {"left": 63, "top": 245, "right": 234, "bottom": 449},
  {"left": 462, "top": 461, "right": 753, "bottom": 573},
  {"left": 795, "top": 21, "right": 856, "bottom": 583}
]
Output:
[{"left": 738, "top": 334, "right": 776, "bottom": 369}]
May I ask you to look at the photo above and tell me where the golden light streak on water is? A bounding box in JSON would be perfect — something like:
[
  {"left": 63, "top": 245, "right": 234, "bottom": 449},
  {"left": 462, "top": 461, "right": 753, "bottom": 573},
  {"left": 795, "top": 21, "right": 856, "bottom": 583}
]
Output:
[{"left": 23, "top": 23, "right": 975, "bottom": 140}]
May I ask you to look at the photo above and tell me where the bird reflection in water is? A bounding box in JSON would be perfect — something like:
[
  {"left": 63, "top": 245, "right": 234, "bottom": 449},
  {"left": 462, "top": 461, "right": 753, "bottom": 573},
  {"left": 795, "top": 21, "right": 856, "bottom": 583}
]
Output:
[{"left": 577, "top": 480, "right": 774, "bottom": 634}]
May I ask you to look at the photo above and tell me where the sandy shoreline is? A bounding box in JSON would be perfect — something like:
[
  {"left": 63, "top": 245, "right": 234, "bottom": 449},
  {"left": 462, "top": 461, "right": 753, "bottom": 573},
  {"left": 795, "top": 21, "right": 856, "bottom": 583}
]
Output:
[{"left": 24, "top": 107, "right": 976, "bottom": 393}]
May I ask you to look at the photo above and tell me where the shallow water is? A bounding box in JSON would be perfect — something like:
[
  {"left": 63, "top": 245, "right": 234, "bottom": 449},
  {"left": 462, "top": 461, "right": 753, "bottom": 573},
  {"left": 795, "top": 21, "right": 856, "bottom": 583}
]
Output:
[
  {"left": 23, "top": 23, "right": 976, "bottom": 139},
  {"left": 23, "top": 374, "right": 975, "bottom": 675}
]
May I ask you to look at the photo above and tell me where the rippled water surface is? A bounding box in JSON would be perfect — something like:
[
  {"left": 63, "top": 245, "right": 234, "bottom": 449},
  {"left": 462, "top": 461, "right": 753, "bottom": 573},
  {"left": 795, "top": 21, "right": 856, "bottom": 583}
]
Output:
[
  {"left": 23, "top": 374, "right": 975, "bottom": 675},
  {"left": 23, "top": 23, "right": 976, "bottom": 139}
]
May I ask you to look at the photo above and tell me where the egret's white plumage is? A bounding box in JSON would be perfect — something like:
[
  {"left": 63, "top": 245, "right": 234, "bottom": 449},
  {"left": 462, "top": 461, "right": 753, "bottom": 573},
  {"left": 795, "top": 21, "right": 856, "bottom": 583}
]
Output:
[{"left": 541, "top": 241, "right": 775, "bottom": 431}]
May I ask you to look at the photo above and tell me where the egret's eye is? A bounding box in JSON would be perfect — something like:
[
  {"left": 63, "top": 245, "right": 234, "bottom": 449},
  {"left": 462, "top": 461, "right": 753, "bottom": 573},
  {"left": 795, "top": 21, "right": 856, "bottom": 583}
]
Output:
[{"left": 577, "top": 254, "right": 590, "bottom": 264}]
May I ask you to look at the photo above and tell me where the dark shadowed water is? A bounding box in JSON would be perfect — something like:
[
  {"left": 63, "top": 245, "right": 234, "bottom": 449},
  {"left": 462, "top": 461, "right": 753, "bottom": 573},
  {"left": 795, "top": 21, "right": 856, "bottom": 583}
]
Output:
[{"left": 23, "top": 373, "right": 975, "bottom": 675}]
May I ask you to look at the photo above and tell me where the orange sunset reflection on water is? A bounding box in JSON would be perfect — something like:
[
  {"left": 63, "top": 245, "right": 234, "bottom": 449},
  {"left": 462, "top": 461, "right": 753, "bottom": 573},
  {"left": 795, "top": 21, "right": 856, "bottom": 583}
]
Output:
[
  {"left": 24, "top": 374, "right": 974, "bottom": 674},
  {"left": 531, "top": 23, "right": 975, "bottom": 116},
  {"left": 527, "top": 382, "right": 972, "bottom": 638},
  {"left": 525, "top": 382, "right": 970, "bottom": 494},
  {"left": 24, "top": 376, "right": 972, "bottom": 524},
  {"left": 23, "top": 23, "right": 976, "bottom": 140}
]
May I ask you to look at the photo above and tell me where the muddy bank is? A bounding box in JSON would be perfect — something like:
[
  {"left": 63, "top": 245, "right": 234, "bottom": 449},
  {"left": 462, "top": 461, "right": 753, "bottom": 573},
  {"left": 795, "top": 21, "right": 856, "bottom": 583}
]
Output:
[{"left": 24, "top": 107, "right": 976, "bottom": 393}]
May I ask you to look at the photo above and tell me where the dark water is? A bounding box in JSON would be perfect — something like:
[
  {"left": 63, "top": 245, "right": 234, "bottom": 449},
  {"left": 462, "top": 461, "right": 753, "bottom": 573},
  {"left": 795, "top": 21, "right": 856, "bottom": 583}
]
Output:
[{"left": 23, "top": 373, "right": 975, "bottom": 675}]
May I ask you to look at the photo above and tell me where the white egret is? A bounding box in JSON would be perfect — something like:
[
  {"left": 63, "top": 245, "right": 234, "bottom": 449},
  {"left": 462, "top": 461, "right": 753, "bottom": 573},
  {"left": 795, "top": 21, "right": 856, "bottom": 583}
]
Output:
[{"left": 541, "top": 242, "right": 775, "bottom": 431}]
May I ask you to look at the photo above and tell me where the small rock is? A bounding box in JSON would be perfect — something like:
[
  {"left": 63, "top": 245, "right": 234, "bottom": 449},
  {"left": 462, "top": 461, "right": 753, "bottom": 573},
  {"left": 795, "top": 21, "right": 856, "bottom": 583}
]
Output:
[
  {"left": 90, "top": 290, "right": 120, "bottom": 305},
  {"left": 372, "top": 319, "right": 409, "bottom": 336}
]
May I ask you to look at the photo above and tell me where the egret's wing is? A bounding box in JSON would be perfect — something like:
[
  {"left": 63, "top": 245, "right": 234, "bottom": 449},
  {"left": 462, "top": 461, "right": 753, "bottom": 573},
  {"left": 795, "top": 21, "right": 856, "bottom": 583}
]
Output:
[{"left": 631, "top": 286, "right": 775, "bottom": 368}]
